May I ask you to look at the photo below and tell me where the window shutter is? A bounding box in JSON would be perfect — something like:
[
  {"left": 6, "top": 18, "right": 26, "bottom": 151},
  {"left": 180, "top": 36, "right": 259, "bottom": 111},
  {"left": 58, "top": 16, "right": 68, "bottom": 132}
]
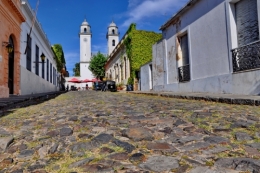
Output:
[
  {"left": 235, "top": 0, "right": 259, "bottom": 47},
  {"left": 180, "top": 34, "right": 189, "bottom": 65}
]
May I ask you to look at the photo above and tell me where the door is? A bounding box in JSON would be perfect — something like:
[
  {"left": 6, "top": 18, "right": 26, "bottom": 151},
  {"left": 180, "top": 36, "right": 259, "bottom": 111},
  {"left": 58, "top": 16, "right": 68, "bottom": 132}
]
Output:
[
  {"left": 149, "top": 64, "right": 153, "bottom": 90},
  {"left": 8, "top": 36, "right": 14, "bottom": 94}
]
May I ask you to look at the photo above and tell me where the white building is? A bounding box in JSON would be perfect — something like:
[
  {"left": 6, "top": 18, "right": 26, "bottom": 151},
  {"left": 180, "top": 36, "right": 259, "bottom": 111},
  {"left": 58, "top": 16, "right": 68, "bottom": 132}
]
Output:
[
  {"left": 105, "top": 22, "right": 131, "bottom": 85},
  {"left": 65, "top": 19, "right": 94, "bottom": 89},
  {"left": 20, "top": 0, "right": 59, "bottom": 95},
  {"left": 141, "top": 0, "right": 260, "bottom": 95}
]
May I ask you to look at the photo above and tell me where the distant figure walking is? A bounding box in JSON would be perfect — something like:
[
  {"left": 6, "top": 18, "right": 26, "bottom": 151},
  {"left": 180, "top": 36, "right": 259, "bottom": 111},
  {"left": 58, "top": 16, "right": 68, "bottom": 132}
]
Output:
[
  {"left": 95, "top": 81, "right": 98, "bottom": 91},
  {"left": 86, "top": 84, "right": 89, "bottom": 90},
  {"left": 102, "top": 82, "right": 106, "bottom": 92}
]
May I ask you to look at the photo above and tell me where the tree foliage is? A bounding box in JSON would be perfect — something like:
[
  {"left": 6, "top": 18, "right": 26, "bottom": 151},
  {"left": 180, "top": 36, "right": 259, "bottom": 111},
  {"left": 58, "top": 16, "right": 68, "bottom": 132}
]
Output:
[
  {"left": 73, "top": 63, "right": 80, "bottom": 76},
  {"left": 89, "top": 51, "right": 107, "bottom": 79},
  {"left": 124, "top": 23, "right": 162, "bottom": 84},
  {"left": 52, "top": 44, "right": 66, "bottom": 72}
]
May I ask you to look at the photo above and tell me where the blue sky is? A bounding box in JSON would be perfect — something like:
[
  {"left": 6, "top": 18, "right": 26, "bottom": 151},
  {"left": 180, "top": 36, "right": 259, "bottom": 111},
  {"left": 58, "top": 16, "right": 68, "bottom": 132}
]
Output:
[{"left": 28, "top": 0, "right": 188, "bottom": 76}]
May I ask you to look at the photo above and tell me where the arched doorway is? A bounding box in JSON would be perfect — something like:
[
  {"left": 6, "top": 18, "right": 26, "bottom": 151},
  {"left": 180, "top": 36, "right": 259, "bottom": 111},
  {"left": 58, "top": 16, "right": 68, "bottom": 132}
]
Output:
[{"left": 8, "top": 36, "right": 14, "bottom": 94}]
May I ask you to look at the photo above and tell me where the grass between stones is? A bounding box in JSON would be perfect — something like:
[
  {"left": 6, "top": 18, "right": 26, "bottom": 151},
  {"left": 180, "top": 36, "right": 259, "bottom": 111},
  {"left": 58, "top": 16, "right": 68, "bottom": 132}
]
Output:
[
  {"left": 45, "top": 153, "right": 85, "bottom": 172},
  {"left": 1, "top": 92, "right": 260, "bottom": 172}
]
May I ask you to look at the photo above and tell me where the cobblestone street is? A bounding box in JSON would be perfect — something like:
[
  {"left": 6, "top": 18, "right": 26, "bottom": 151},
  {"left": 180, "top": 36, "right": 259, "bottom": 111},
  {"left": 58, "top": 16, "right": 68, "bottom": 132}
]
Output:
[{"left": 0, "top": 91, "right": 260, "bottom": 173}]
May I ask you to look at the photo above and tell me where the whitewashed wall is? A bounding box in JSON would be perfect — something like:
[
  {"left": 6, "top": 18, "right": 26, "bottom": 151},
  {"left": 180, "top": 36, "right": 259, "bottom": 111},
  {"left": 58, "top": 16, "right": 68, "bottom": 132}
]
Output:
[
  {"left": 105, "top": 46, "right": 130, "bottom": 85},
  {"left": 140, "top": 62, "right": 152, "bottom": 91},
  {"left": 20, "top": 0, "right": 58, "bottom": 95},
  {"left": 150, "top": 0, "right": 260, "bottom": 95},
  {"left": 20, "top": 66, "right": 58, "bottom": 95}
]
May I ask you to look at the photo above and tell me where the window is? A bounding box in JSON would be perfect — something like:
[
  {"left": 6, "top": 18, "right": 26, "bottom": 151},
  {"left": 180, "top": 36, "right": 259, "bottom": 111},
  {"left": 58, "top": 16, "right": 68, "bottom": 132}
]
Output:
[
  {"left": 35, "top": 45, "right": 39, "bottom": 75},
  {"left": 47, "top": 59, "right": 49, "bottom": 81},
  {"left": 177, "top": 33, "right": 190, "bottom": 82},
  {"left": 235, "top": 0, "right": 259, "bottom": 47},
  {"left": 50, "top": 63, "right": 52, "bottom": 83},
  {"left": 149, "top": 64, "right": 153, "bottom": 90},
  {"left": 112, "top": 29, "right": 115, "bottom": 34},
  {"left": 179, "top": 34, "right": 189, "bottom": 65},
  {"left": 231, "top": 0, "right": 260, "bottom": 72},
  {"left": 53, "top": 67, "right": 55, "bottom": 85},
  {"left": 84, "top": 28, "right": 87, "bottom": 33},
  {"left": 109, "top": 69, "right": 112, "bottom": 79},
  {"left": 112, "top": 40, "right": 115, "bottom": 46},
  {"left": 42, "top": 59, "right": 44, "bottom": 79},
  {"left": 124, "top": 57, "right": 127, "bottom": 79},
  {"left": 120, "top": 64, "right": 123, "bottom": 80},
  {"left": 114, "top": 67, "right": 116, "bottom": 80},
  {"left": 26, "top": 34, "right": 32, "bottom": 71}
]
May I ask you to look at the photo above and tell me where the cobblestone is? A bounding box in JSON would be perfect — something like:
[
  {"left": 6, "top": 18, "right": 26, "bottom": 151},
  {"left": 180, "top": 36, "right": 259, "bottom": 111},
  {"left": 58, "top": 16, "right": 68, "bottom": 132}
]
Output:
[{"left": 0, "top": 91, "right": 260, "bottom": 172}]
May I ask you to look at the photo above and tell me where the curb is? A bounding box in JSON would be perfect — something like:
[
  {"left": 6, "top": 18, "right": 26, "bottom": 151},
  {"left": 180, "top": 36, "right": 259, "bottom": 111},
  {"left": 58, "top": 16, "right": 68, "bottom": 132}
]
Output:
[{"left": 126, "top": 91, "right": 260, "bottom": 106}]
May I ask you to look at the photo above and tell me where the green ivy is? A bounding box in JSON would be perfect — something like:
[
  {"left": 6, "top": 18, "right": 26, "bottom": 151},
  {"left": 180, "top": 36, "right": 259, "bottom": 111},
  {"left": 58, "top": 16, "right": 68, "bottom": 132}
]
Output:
[
  {"left": 52, "top": 44, "right": 66, "bottom": 72},
  {"left": 123, "top": 23, "right": 162, "bottom": 82},
  {"left": 127, "top": 75, "right": 134, "bottom": 85}
]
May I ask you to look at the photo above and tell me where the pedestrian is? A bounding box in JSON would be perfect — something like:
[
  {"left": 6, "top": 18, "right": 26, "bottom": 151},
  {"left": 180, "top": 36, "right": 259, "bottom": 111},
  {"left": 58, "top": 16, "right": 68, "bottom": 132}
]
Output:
[
  {"left": 66, "top": 84, "right": 69, "bottom": 91},
  {"left": 95, "top": 81, "right": 98, "bottom": 91},
  {"left": 86, "top": 84, "right": 88, "bottom": 90},
  {"left": 102, "top": 82, "right": 106, "bottom": 92}
]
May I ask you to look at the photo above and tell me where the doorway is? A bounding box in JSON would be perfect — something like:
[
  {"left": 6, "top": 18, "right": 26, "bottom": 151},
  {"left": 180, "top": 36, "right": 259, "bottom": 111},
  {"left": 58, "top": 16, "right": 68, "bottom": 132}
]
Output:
[
  {"left": 8, "top": 36, "right": 14, "bottom": 94},
  {"left": 149, "top": 64, "right": 153, "bottom": 90}
]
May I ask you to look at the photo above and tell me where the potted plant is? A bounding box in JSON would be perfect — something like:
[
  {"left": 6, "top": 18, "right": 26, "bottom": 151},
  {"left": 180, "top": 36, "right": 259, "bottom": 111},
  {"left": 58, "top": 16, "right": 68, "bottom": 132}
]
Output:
[
  {"left": 116, "top": 83, "right": 123, "bottom": 90},
  {"left": 126, "top": 76, "right": 134, "bottom": 91}
]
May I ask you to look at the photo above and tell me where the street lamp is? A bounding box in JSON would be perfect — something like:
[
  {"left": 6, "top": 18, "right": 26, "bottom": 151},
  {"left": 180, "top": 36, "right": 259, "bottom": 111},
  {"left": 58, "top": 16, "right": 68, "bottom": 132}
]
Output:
[
  {"left": 2, "top": 42, "right": 13, "bottom": 53},
  {"left": 40, "top": 53, "right": 45, "bottom": 62},
  {"left": 34, "top": 53, "right": 46, "bottom": 63}
]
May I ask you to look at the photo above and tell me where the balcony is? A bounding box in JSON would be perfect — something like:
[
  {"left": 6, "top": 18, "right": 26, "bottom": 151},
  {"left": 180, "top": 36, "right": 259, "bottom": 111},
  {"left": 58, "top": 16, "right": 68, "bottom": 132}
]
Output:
[
  {"left": 178, "top": 64, "right": 190, "bottom": 82},
  {"left": 232, "top": 40, "right": 260, "bottom": 72}
]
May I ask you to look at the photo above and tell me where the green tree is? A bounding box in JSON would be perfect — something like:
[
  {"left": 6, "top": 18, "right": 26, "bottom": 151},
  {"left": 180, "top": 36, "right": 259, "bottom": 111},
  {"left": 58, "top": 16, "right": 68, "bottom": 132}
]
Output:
[
  {"left": 52, "top": 44, "right": 66, "bottom": 72},
  {"left": 73, "top": 63, "right": 80, "bottom": 76},
  {"left": 89, "top": 51, "right": 107, "bottom": 79}
]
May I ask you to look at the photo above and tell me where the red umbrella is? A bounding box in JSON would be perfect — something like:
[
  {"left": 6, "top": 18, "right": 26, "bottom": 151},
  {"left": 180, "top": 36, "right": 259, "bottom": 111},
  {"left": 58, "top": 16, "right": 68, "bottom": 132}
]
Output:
[
  {"left": 68, "top": 78, "right": 81, "bottom": 83},
  {"left": 81, "top": 79, "right": 92, "bottom": 83},
  {"left": 91, "top": 78, "right": 101, "bottom": 82}
]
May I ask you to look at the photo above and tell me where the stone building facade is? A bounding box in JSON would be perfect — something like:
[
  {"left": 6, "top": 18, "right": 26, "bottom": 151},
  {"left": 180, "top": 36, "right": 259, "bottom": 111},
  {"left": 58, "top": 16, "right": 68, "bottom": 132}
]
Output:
[{"left": 0, "top": 0, "right": 25, "bottom": 97}]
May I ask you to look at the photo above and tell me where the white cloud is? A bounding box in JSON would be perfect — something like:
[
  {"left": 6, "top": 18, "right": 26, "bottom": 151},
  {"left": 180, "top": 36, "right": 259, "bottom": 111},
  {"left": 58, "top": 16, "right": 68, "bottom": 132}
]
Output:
[
  {"left": 122, "top": 0, "right": 188, "bottom": 27},
  {"left": 128, "top": 0, "right": 140, "bottom": 8}
]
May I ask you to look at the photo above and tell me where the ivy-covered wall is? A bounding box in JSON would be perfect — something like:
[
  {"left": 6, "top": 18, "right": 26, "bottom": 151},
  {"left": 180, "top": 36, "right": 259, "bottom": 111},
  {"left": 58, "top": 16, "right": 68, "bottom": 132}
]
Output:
[{"left": 124, "top": 23, "right": 162, "bottom": 84}]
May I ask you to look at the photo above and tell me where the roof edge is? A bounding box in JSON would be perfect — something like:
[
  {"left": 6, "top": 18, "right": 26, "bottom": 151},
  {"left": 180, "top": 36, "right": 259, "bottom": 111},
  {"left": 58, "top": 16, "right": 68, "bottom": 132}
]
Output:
[{"left": 159, "top": 0, "right": 199, "bottom": 30}]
